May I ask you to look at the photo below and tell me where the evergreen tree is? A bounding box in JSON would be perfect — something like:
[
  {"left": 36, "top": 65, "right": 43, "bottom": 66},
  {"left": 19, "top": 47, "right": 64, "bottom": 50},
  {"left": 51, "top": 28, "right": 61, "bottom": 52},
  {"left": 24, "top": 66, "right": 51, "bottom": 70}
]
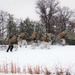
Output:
[
  {"left": 24, "top": 18, "right": 34, "bottom": 36},
  {"left": 7, "top": 14, "right": 17, "bottom": 39},
  {"left": 19, "top": 21, "right": 25, "bottom": 33}
]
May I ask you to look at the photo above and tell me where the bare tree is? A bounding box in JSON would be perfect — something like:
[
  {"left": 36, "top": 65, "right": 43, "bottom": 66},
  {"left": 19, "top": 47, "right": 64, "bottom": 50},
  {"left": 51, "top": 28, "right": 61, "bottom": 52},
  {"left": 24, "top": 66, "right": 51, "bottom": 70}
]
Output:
[
  {"left": 0, "top": 10, "right": 9, "bottom": 44},
  {"left": 56, "top": 7, "right": 74, "bottom": 33},
  {"left": 36, "top": 0, "right": 59, "bottom": 33},
  {"left": 0, "top": 10, "right": 8, "bottom": 31}
]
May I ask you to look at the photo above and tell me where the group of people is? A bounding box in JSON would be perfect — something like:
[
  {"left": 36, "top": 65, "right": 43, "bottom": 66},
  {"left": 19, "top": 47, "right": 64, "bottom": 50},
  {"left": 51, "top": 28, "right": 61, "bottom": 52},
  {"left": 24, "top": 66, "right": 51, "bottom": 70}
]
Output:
[
  {"left": 6, "top": 32, "right": 66, "bottom": 52},
  {"left": 6, "top": 32, "right": 52, "bottom": 52},
  {"left": 6, "top": 33, "right": 27, "bottom": 52}
]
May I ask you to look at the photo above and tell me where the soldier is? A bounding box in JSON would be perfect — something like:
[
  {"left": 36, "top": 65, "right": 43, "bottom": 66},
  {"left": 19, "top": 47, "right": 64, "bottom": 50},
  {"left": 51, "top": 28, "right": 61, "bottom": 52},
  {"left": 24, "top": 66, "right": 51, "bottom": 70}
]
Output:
[
  {"left": 41, "top": 34, "right": 51, "bottom": 49},
  {"left": 6, "top": 34, "right": 18, "bottom": 52},
  {"left": 30, "top": 32, "right": 37, "bottom": 49},
  {"left": 6, "top": 36, "right": 14, "bottom": 52}
]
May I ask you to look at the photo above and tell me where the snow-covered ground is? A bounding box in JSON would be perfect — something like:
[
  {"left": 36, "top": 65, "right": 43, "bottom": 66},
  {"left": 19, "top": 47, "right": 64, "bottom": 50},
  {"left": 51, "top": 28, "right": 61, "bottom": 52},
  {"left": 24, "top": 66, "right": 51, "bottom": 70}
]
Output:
[{"left": 0, "top": 44, "right": 75, "bottom": 75}]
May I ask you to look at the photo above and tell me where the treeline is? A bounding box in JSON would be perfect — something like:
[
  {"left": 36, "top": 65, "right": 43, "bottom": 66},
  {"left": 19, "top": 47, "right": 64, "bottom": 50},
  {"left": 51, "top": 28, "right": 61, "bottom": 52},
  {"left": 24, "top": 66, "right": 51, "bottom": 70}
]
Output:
[
  {"left": 0, "top": 0, "right": 75, "bottom": 44},
  {"left": 0, "top": 11, "right": 44, "bottom": 44}
]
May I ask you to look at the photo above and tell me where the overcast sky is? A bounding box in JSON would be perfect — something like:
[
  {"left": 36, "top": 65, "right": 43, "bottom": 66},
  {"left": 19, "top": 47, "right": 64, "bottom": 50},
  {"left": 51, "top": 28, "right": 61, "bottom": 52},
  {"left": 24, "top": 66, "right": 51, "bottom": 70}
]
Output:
[{"left": 0, "top": 0, "right": 75, "bottom": 21}]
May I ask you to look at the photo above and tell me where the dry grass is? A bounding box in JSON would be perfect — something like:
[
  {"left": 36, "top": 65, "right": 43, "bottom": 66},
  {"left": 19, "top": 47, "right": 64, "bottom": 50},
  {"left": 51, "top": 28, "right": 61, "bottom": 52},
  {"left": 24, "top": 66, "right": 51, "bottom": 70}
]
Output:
[
  {"left": 22, "top": 66, "right": 26, "bottom": 74},
  {"left": 28, "top": 66, "right": 33, "bottom": 74},
  {"left": 65, "top": 68, "right": 71, "bottom": 75},
  {"left": 56, "top": 68, "right": 64, "bottom": 75},
  {"left": 33, "top": 65, "right": 41, "bottom": 74},
  {"left": 42, "top": 67, "right": 51, "bottom": 75},
  {"left": 0, "top": 61, "right": 72, "bottom": 75}
]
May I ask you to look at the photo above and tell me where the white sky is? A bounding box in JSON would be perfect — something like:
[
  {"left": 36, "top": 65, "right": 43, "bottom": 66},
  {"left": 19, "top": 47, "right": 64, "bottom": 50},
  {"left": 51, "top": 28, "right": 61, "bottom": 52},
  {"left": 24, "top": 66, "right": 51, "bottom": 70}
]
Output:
[
  {"left": 0, "top": 0, "right": 75, "bottom": 21},
  {"left": 59, "top": 0, "right": 75, "bottom": 10}
]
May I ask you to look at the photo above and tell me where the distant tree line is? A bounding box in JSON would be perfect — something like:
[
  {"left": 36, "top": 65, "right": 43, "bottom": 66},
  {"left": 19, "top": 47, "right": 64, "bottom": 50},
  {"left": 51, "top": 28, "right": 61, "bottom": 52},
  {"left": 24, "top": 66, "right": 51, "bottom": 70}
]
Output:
[
  {"left": 0, "top": 11, "right": 44, "bottom": 44},
  {"left": 0, "top": 0, "right": 75, "bottom": 44}
]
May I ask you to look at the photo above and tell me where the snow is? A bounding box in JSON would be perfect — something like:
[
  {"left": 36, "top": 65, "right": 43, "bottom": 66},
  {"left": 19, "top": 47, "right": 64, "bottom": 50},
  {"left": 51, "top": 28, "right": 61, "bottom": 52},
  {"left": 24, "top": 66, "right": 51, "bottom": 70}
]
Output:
[{"left": 0, "top": 45, "right": 75, "bottom": 74}]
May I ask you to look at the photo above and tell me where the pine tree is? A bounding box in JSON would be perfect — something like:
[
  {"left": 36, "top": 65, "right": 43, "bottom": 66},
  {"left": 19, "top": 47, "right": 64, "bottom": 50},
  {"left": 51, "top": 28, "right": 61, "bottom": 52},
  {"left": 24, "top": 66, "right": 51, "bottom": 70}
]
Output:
[{"left": 7, "top": 14, "right": 17, "bottom": 39}]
